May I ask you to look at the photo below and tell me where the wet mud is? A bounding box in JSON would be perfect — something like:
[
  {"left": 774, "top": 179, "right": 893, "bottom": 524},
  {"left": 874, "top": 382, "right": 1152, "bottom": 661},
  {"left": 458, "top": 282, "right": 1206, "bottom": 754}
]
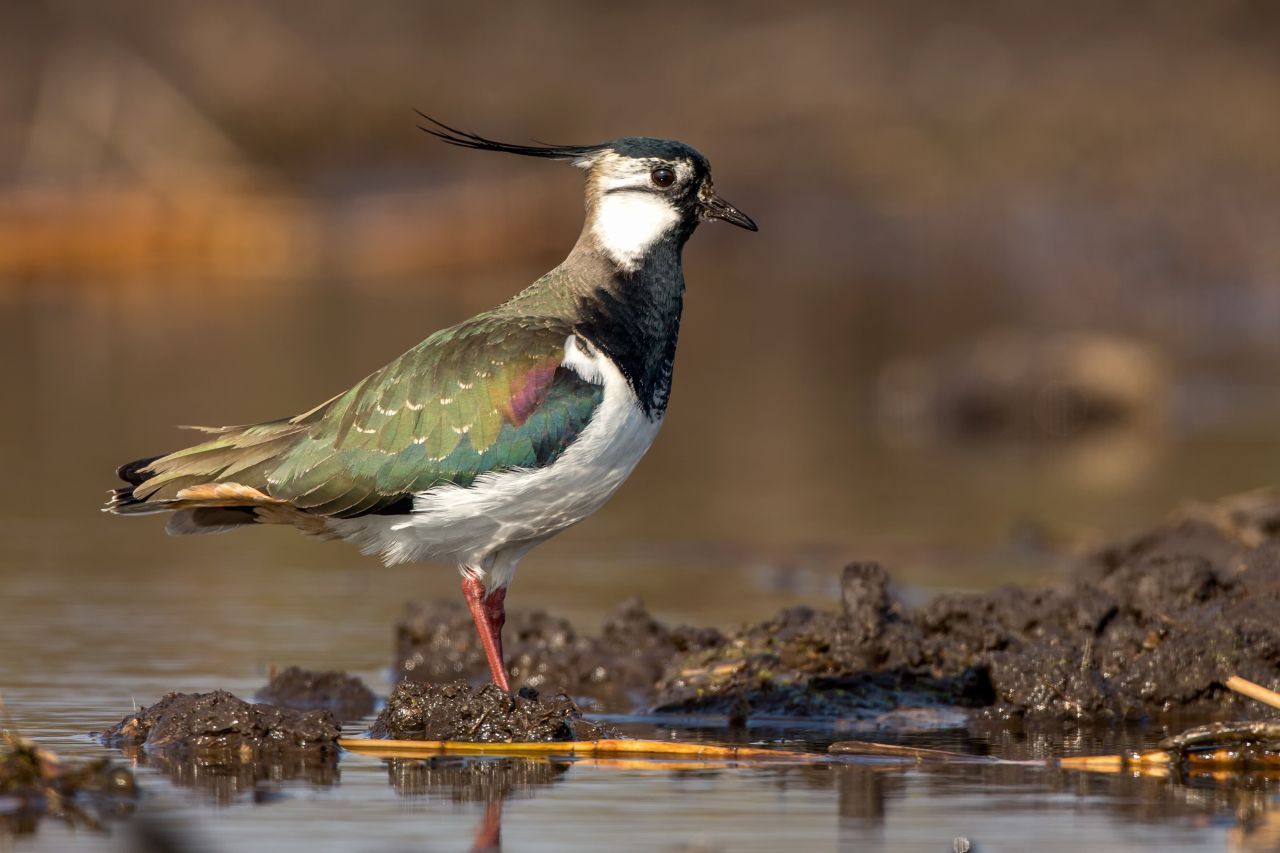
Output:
[
  {"left": 254, "top": 666, "right": 377, "bottom": 721},
  {"left": 395, "top": 597, "right": 721, "bottom": 712},
  {"left": 369, "top": 680, "right": 618, "bottom": 743},
  {"left": 102, "top": 690, "right": 340, "bottom": 755},
  {"left": 0, "top": 733, "right": 136, "bottom": 834},
  {"left": 657, "top": 491, "right": 1280, "bottom": 722},
  {"left": 395, "top": 490, "right": 1280, "bottom": 724},
  {"left": 98, "top": 691, "right": 342, "bottom": 804}
]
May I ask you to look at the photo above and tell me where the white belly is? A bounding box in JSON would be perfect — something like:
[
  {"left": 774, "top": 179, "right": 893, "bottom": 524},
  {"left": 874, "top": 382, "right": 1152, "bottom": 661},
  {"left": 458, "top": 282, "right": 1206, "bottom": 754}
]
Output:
[{"left": 327, "top": 336, "right": 661, "bottom": 574}]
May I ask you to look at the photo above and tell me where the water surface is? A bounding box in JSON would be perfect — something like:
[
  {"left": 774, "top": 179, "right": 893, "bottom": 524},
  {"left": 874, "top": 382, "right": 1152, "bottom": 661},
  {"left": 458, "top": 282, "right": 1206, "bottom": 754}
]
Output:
[{"left": 4, "top": 276, "right": 1280, "bottom": 850}]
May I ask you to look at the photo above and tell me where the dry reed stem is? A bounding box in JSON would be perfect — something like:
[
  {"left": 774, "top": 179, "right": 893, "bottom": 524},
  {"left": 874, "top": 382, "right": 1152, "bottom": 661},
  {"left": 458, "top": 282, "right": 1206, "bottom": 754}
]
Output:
[
  {"left": 828, "top": 741, "right": 1002, "bottom": 762},
  {"left": 338, "top": 737, "right": 818, "bottom": 761},
  {"left": 1225, "top": 676, "right": 1280, "bottom": 712}
]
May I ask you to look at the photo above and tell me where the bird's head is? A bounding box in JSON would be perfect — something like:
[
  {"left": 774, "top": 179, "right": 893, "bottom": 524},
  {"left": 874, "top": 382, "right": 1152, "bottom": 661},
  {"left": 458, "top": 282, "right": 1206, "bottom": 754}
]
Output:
[{"left": 418, "top": 116, "right": 756, "bottom": 271}]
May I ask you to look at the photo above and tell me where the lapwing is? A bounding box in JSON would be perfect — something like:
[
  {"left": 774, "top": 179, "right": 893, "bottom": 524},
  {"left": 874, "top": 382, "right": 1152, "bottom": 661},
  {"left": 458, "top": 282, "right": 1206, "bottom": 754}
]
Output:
[{"left": 106, "top": 117, "right": 756, "bottom": 692}]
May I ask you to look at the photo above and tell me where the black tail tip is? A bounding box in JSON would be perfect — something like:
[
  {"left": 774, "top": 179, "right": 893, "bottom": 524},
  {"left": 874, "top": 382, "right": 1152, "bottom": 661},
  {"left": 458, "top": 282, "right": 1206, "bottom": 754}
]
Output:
[{"left": 116, "top": 455, "right": 162, "bottom": 487}]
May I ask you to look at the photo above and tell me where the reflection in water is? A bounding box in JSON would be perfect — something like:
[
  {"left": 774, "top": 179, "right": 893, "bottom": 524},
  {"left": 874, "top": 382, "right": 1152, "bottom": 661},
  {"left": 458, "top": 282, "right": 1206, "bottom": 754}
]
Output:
[
  {"left": 384, "top": 755, "right": 569, "bottom": 802},
  {"left": 386, "top": 756, "right": 569, "bottom": 851},
  {"left": 115, "top": 744, "right": 339, "bottom": 806},
  {"left": 836, "top": 765, "right": 904, "bottom": 851},
  {"left": 1232, "top": 811, "right": 1280, "bottom": 852},
  {"left": 74, "top": 723, "right": 1280, "bottom": 849},
  {"left": 0, "top": 743, "right": 137, "bottom": 837},
  {"left": 824, "top": 723, "right": 1280, "bottom": 849},
  {"left": 649, "top": 724, "right": 1280, "bottom": 848}
]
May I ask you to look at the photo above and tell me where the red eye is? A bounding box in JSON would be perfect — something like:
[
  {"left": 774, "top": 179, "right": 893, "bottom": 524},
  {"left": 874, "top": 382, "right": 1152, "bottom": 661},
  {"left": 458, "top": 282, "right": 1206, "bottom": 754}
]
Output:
[{"left": 650, "top": 166, "right": 676, "bottom": 188}]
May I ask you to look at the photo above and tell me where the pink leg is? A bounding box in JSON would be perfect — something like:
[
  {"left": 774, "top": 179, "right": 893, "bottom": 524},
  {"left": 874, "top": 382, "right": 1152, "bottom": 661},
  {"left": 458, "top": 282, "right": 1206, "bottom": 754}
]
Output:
[{"left": 462, "top": 576, "right": 511, "bottom": 692}]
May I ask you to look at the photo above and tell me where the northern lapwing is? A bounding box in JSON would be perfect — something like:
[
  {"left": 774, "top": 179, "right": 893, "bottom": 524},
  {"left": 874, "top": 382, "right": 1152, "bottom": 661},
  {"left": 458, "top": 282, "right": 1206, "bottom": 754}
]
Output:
[{"left": 106, "top": 117, "right": 756, "bottom": 692}]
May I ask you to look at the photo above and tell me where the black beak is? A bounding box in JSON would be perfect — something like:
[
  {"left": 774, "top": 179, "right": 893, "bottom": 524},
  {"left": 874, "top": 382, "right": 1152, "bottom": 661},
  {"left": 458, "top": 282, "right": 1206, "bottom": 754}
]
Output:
[{"left": 700, "top": 191, "right": 758, "bottom": 232}]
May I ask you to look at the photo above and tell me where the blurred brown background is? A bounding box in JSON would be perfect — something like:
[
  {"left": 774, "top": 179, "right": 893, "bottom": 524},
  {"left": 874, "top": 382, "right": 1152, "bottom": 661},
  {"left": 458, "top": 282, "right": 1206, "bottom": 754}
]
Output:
[{"left": 3, "top": 0, "right": 1280, "bottom": 616}]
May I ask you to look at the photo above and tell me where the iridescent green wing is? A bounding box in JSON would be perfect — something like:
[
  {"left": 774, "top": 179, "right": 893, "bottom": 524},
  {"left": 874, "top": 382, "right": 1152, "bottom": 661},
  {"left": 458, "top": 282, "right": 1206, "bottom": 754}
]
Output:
[{"left": 262, "top": 316, "right": 603, "bottom": 516}]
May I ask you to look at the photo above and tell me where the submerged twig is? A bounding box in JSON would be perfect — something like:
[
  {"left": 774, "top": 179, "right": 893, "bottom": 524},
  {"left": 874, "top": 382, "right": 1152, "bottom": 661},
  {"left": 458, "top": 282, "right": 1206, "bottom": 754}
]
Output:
[{"left": 828, "top": 741, "right": 1020, "bottom": 764}]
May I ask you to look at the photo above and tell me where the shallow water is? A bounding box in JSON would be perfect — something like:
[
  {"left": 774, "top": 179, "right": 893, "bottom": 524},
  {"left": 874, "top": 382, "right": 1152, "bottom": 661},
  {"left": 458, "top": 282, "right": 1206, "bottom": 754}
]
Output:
[
  {"left": 37, "top": 748, "right": 1257, "bottom": 852},
  {"left": 5, "top": 504, "right": 1279, "bottom": 850},
  {"left": 5, "top": 275, "right": 1280, "bottom": 850}
]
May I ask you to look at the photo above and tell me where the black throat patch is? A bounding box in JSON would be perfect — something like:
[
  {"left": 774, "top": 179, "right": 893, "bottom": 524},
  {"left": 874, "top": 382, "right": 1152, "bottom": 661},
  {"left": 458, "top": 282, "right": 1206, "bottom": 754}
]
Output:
[{"left": 572, "top": 232, "right": 690, "bottom": 418}]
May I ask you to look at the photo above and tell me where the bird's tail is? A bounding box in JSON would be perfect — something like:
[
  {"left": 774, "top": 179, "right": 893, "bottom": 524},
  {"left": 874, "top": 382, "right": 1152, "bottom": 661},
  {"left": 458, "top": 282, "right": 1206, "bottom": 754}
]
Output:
[
  {"left": 104, "top": 419, "right": 322, "bottom": 536},
  {"left": 106, "top": 454, "right": 164, "bottom": 514}
]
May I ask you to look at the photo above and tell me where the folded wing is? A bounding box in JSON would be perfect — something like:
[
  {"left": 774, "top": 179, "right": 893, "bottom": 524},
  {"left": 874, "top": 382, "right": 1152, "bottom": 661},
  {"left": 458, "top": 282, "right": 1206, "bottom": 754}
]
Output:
[{"left": 109, "top": 315, "right": 605, "bottom": 532}]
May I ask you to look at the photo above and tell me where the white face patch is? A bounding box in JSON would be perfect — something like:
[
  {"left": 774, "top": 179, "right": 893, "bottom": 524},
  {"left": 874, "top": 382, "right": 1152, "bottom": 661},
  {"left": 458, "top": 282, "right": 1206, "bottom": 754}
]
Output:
[
  {"left": 585, "top": 151, "right": 693, "bottom": 271},
  {"left": 591, "top": 191, "right": 680, "bottom": 271}
]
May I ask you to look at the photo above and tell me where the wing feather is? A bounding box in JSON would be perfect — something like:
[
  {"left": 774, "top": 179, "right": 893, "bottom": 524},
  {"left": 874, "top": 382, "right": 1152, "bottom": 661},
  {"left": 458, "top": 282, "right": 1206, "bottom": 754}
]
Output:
[{"left": 111, "top": 316, "right": 605, "bottom": 524}]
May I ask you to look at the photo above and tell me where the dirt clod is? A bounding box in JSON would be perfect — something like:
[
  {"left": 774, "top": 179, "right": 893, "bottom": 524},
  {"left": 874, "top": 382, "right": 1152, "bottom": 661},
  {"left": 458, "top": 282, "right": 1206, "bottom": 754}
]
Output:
[
  {"left": 369, "top": 680, "right": 618, "bottom": 743},
  {"left": 102, "top": 690, "right": 340, "bottom": 756},
  {"left": 254, "top": 666, "right": 377, "bottom": 721}
]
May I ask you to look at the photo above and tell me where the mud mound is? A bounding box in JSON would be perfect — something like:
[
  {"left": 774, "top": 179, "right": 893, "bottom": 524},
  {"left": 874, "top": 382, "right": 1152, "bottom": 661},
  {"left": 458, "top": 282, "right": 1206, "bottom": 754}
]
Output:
[
  {"left": 390, "top": 491, "right": 1280, "bottom": 723},
  {"left": 651, "top": 562, "right": 995, "bottom": 719},
  {"left": 394, "top": 597, "right": 721, "bottom": 712},
  {"left": 655, "top": 491, "right": 1280, "bottom": 722},
  {"left": 369, "top": 681, "right": 618, "bottom": 743},
  {"left": 102, "top": 690, "right": 340, "bottom": 755},
  {"left": 254, "top": 666, "right": 377, "bottom": 721}
]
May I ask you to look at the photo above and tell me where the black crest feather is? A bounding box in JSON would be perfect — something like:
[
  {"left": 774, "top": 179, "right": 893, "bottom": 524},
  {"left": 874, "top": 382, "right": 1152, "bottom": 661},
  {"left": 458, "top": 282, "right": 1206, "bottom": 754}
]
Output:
[{"left": 415, "top": 112, "right": 603, "bottom": 161}]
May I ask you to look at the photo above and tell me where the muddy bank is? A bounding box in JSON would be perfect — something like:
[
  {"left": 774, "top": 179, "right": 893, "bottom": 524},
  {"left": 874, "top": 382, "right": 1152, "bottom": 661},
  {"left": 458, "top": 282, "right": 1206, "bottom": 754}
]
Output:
[
  {"left": 395, "top": 597, "right": 722, "bottom": 712},
  {"left": 255, "top": 666, "right": 377, "bottom": 721},
  {"left": 370, "top": 681, "right": 617, "bottom": 743},
  {"left": 395, "top": 490, "right": 1280, "bottom": 723},
  {"left": 658, "top": 492, "right": 1280, "bottom": 722},
  {"left": 103, "top": 690, "right": 340, "bottom": 755}
]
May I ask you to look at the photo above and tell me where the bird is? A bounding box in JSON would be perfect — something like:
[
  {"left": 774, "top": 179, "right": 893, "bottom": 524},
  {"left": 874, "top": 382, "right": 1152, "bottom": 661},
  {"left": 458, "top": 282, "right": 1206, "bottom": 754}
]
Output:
[{"left": 105, "top": 116, "right": 757, "bottom": 692}]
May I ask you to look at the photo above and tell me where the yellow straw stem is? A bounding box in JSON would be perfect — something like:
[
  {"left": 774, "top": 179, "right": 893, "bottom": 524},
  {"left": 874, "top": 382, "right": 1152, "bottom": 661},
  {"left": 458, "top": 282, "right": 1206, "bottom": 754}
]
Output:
[
  {"left": 1225, "top": 676, "right": 1280, "bottom": 712},
  {"left": 338, "top": 737, "right": 818, "bottom": 761},
  {"left": 1058, "top": 754, "right": 1124, "bottom": 772}
]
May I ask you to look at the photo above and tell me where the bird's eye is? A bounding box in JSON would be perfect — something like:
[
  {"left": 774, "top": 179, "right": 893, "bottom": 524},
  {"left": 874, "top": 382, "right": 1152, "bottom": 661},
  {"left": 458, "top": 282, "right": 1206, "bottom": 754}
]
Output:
[{"left": 650, "top": 166, "right": 676, "bottom": 188}]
